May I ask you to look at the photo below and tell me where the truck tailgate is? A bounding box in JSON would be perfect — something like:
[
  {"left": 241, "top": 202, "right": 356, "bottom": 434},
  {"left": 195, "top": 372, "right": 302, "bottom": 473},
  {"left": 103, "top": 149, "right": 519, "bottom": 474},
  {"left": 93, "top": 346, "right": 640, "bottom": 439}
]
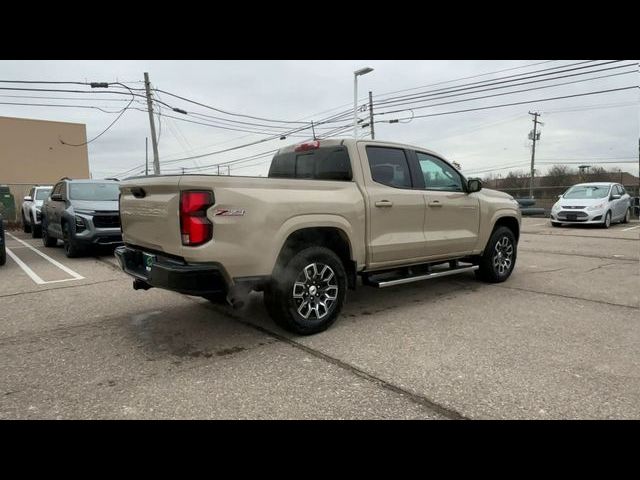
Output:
[{"left": 119, "top": 176, "right": 183, "bottom": 256}]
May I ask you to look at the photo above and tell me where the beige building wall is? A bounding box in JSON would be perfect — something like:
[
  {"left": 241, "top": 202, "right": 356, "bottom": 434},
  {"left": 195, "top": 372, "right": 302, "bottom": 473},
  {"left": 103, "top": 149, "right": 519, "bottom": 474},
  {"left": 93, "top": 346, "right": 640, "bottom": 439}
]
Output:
[{"left": 0, "top": 115, "right": 90, "bottom": 221}]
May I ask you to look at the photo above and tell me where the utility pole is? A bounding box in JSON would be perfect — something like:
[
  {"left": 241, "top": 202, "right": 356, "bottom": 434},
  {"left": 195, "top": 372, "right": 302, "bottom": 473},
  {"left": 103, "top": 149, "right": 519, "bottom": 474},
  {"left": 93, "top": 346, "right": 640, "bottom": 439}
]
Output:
[
  {"left": 528, "top": 111, "right": 542, "bottom": 198},
  {"left": 144, "top": 72, "right": 160, "bottom": 175},
  {"left": 368, "top": 91, "right": 375, "bottom": 140},
  {"left": 145, "top": 137, "right": 148, "bottom": 176}
]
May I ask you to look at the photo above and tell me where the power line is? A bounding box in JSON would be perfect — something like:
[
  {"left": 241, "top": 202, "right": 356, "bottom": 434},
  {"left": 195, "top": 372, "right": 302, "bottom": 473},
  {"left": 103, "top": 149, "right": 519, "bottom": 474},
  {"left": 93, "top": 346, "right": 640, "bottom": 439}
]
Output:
[
  {"left": 374, "top": 60, "right": 615, "bottom": 107},
  {"left": 151, "top": 88, "right": 310, "bottom": 125},
  {"left": 373, "top": 65, "right": 636, "bottom": 116},
  {"left": 59, "top": 82, "right": 136, "bottom": 147},
  {"left": 386, "top": 86, "right": 638, "bottom": 122}
]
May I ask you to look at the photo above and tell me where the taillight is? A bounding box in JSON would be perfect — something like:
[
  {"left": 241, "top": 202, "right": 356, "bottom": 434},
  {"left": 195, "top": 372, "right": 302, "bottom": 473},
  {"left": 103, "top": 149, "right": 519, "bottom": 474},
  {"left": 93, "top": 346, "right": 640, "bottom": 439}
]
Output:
[
  {"left": 294, "top": 140, "right": 320, "bottom": 152},
  {"left": 180, "top": 190, "right": 214, "bottom": 246}
]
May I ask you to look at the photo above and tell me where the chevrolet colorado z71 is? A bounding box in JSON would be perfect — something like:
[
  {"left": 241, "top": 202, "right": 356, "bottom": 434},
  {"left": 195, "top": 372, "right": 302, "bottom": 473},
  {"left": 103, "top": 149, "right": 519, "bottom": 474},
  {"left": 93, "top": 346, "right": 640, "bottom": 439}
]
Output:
[{"left": 116, "top": 139, "right": 521, "bottom": 335}]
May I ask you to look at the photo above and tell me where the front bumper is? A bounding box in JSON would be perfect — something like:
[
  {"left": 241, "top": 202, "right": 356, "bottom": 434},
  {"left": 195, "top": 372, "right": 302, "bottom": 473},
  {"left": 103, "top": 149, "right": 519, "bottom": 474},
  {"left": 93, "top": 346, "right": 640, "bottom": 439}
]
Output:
[
  {"left": 114, "top": 245, "right": 228, "bottom": 296},
  {"left": 550, "top": 210, "right": 605, "bottom": 224}
]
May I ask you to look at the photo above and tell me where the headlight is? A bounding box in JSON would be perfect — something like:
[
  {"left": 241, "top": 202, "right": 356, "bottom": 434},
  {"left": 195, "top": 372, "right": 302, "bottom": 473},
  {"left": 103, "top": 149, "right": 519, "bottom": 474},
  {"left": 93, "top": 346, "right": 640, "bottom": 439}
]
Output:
[
  {"left": 588, "top": 202, "right": 605, "bottom": 211},
  {"left": 75, "top": 215, "right": 86, "bottom": 232},
  {"left": 552, "top": 203, "right": 561, "bottom": 212}
]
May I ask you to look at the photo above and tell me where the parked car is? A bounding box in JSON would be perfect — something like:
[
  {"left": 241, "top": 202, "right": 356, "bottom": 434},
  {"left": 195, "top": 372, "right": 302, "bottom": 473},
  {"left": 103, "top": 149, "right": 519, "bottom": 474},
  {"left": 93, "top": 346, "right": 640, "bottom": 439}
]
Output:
[
  {"left": 550, "top": 182, "right": 632, "bottom": 228},
  {"left": 0, "top": 213, "right": 6, "bottom": 266},
  {"left": 21, "top": 185, "right": 53, "bottom": 237},
  {"left": 41, "top": 178, "right": 123, "bottom": 257},
  {"left": 115, "top": 138, "right": 521, "bottom": 335}
]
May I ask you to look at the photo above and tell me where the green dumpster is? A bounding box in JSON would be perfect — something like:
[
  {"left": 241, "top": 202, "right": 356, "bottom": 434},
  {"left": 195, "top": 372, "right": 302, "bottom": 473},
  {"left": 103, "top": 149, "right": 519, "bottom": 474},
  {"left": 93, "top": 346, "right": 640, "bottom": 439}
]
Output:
[{"left": 0, "top": 185, "right": 16, "bottom": 222}]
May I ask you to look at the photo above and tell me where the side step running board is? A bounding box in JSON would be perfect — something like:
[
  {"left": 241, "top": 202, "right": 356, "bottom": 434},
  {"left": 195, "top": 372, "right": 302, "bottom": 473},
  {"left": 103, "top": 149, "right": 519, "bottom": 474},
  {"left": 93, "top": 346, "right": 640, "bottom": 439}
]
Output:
[{"left": 370, "top": 265, "right": 479, "bottom": 288}]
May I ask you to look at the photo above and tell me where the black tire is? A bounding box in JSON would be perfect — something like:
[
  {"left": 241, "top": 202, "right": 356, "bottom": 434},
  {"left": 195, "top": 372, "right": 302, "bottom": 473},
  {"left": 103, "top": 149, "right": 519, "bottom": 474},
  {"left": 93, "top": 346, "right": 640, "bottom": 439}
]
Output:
[
  {"left": 22, "top": 213, "right": 31, "bottom": 233},
  {"left": 551, "top": 221, "right": 561, "bottom": 228},
  {"left": 0, "top": 245, "right": 5, "bottom": 266},
  {"left": 31, "top": 215, "right": 41, "bottom": 238},
  {"left": 62, "top": 223, "right": 83, "bottom": 258},
  {"left": 264, "top": 246, "right": 347, "bottom": 335},
  {"left": 204, "top": 292, "right": 228, "bottom": 305},
  {"left": 475, "top": 226, "right": 517, "bottom": 283},
  {"left": 41, "top": 218, "right": 57, "bottom": 247},
  {"left": 601, "top": 211, "right": 612, "bottom": 229},
  {"left": 621, "top": 208, "right": 630, "bottom": 224}
]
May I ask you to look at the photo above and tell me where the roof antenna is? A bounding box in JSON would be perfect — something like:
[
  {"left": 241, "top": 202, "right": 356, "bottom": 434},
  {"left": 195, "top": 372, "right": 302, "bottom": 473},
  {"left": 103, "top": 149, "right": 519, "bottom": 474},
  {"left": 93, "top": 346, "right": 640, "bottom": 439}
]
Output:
[{"left": 311, "top": 121, "right": 316, "bottom": 140}]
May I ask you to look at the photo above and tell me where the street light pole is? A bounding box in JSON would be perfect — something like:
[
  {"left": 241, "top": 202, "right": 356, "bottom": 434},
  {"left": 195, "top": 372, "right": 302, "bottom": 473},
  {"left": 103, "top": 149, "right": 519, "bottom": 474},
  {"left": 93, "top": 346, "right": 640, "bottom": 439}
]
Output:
[{"left": 353, "top": 67, "right": 374, "bottom": 139}]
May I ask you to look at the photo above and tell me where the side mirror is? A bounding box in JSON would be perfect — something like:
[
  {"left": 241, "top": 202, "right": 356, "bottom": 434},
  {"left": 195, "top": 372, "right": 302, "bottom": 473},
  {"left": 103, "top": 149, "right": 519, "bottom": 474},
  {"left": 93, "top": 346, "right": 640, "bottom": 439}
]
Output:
[
  {"left": 467, "top": 178, "right": 482, "bottom": 193},
  {"left": 51, "top": 193, "right": 63, "bottom": 202},
  {"left": 611, "top": 194, "right": 621, "bottom": 200},
  {"left": 558, "top": 194, "right": 563, "bottom": 199},
  {"left": 23, "top": 196, "right": 33, "bottom": 202}
]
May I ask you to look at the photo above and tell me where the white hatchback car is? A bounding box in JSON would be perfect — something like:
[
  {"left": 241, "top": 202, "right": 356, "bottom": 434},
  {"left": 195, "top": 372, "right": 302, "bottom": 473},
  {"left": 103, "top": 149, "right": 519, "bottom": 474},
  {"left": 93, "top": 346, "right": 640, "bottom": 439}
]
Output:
[{"left": 550, "top": 182, "right": 632, "bottom": 228}]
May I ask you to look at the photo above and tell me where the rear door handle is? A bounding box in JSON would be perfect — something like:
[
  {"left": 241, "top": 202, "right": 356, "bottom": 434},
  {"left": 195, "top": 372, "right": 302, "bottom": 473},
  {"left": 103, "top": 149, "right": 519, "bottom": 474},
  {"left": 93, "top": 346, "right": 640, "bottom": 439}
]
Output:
[
  {"left": 428, "top": 200, "right": 443, "bottom": 207},
  {"left": 375, "top": 200, "right": 393, "bottom": 207}
]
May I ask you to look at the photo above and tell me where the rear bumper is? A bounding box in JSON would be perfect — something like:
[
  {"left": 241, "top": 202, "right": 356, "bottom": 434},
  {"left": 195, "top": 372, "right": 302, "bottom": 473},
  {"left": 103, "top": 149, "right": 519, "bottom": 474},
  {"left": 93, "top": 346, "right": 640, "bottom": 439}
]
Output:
[{"left": 115, "top": 245, "right": 229, "bottom": 296}]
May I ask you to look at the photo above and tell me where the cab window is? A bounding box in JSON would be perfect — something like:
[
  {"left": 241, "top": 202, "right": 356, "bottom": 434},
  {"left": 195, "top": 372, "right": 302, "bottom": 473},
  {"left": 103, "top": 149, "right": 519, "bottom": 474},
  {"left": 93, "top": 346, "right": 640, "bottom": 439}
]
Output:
[
  {"left": 366, "top": 146, "right": 412, "bottom": 189},
  {"left": 415, "top": 152, "right": 463, "bottom": 192}
]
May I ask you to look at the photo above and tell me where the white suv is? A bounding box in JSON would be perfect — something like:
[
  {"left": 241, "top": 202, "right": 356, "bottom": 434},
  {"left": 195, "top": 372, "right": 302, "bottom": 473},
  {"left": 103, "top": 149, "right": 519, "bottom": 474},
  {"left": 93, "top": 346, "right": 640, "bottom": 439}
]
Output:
[{"left": 21, "top": 185, "right": 52, "bottom": 238}]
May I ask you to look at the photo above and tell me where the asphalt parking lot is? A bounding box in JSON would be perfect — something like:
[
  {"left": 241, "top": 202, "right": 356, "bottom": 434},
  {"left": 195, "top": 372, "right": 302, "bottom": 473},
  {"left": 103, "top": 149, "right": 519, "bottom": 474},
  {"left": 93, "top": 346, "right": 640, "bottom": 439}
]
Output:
[{"left": 1, "top": 217, "right": 638, "bottom": 419}]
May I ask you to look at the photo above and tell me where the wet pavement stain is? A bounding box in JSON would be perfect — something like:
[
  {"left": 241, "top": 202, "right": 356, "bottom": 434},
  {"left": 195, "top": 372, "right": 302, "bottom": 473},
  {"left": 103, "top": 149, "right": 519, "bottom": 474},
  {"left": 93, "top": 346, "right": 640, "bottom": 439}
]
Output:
[{"left": 216, "top": 346, "right": 246, "bottom": 356}]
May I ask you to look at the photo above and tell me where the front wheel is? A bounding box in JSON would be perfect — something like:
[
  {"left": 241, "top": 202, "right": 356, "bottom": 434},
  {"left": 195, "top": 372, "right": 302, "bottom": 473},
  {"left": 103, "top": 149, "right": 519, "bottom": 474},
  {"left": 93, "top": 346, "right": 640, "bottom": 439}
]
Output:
[
  {"left": 621, "top": 208, "right": 630, "bottom": 224},
  {"left": 601, "top": 211, "right": 612, "bottom": 229},
  {"left": 22, "top": 213, "right": 31, "bottom": 233},
  {"left": 551, "top": 221, "right": 561, "bottom": 228},
  {"left": 62, "top": 223, "right": 83, "bottom": 258},
  {"left": 41, "top": 218, "right": 57, "bottom": 247},
  {"left": 264, "top": 246, "right": 347, "bottom": 335},
  {"left": 475, "top": 226, "right": 517, "bottom": 283}
]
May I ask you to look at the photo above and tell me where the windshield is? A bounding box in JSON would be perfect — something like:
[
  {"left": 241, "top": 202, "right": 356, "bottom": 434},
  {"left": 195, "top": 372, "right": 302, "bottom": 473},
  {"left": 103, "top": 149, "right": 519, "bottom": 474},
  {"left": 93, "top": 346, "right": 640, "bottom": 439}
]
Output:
[
  {"left": 563, "top": 185, "right": 610, "bottom": 200},
  {"left": 35, "top": 189, "right": 51, "bottom": 200},
  {"left": 69, "top": 183, "right": 119, "bottom": 201}
]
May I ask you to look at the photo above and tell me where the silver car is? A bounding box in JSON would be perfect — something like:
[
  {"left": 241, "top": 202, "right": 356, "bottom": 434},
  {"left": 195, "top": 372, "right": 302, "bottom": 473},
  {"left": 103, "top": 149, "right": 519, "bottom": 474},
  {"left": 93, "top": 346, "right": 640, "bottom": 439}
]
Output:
[{"left": 550, "top": 182, "right": 632, "bottom": 228}]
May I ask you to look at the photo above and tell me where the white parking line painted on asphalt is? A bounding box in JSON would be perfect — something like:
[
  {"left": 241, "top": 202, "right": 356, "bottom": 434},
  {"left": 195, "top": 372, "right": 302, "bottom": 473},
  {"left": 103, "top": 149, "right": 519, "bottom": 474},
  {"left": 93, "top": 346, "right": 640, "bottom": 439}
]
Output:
[
  {"left": 5, "top": 247, "right": 47, "bottom": 285},
  {"left": 6, "top": 233, "right": 84, "bottom": 281},
  {"left": 621, "top": 225, "right": 640, "bottom": 231}
]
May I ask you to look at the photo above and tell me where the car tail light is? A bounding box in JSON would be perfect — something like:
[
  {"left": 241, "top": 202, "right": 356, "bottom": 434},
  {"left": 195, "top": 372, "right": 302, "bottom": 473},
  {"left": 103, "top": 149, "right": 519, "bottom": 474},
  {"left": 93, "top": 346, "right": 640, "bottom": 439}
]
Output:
[
  {"left": 180, "top": 191, "right": 214, "bottom": 246},
  {"left": 294, "top": 140, "right": 320, "bottom": 152}
]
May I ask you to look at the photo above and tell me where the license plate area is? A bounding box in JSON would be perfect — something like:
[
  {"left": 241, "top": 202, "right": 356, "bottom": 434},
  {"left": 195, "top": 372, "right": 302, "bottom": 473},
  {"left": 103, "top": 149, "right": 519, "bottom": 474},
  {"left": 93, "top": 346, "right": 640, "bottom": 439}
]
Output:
[
  {"left": 567, "top": 214, "right": 577, "bottom": 221},
  {"left": 142, "top": 252, "right": 157, "bottom": 272}
]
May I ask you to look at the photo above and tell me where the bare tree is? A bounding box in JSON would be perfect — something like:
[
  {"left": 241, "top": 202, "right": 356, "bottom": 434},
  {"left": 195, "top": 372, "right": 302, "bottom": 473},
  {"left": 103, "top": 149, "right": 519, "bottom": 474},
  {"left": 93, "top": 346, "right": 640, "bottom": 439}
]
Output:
[
  {"left": 500, "top": 170, "right": 529, "bottom": 189},
  {"left": 541, "top": 165, "right": 574, "bottom": 187}
]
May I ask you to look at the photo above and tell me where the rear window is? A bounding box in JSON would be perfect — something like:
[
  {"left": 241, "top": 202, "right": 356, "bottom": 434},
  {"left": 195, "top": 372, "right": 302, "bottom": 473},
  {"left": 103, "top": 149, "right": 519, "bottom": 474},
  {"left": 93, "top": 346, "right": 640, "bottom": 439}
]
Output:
[{"left": 268, "top": 147, "right": 352, "bottom": 181}]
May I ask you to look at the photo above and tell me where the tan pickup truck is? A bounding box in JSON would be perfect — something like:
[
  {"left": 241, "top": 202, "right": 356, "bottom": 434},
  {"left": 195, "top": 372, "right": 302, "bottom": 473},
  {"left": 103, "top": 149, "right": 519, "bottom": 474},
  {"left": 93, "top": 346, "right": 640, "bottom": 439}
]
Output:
[{"left": 116, "top": 139, "right": 521, "bottom": 334}]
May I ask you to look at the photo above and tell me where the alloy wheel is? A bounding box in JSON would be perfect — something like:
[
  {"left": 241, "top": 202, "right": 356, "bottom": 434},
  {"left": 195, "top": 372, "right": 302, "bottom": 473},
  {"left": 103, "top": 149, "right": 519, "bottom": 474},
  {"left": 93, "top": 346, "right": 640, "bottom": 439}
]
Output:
[
  {"left": 492, "top": 236, "right": 514, "bottom": 276},
  {"left": 292, "top": 262, "right": 339, "bottom": 320}
]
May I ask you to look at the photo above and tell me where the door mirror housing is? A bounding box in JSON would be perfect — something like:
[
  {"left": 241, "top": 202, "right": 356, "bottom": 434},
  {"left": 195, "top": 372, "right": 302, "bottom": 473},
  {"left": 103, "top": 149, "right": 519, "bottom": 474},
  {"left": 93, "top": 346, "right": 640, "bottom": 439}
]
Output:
[
  {"left": 51, "top": 193, "right": 63, "bottom": 202},
  {"left": 467, "top": 178, "right": 482, "bottom": 193},
  {"left": 23, "top": 196, "right": 32, "bottom": 202},
  {"left": 558, "top": 194, "right": 563, "bottom": 199},
  {"left": 611, "top": 194, "right": 621, "bottom": 200}
]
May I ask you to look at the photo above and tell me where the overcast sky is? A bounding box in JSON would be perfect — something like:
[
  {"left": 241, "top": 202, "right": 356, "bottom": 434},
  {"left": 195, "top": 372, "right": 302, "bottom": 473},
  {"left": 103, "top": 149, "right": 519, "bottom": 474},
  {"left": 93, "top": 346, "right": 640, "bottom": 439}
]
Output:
[{"left": 1, "top": 60, "right": 638, "bottom": 180}]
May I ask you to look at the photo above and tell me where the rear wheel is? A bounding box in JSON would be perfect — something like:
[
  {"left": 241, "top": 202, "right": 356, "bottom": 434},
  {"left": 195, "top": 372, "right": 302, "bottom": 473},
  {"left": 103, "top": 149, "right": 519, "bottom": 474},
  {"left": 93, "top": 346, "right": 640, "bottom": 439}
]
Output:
[
  {"left": 41, "top": 218, "right": 57, "bottom": 247},
  {"left": 264, "top": 246, "right": 347, "bottom": 335},
  {"left": 62, "top": 223, "right": 83, "bottom": 258},
  {"left": 475, "top": 226, "right": 517, "bottom": 283}
]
